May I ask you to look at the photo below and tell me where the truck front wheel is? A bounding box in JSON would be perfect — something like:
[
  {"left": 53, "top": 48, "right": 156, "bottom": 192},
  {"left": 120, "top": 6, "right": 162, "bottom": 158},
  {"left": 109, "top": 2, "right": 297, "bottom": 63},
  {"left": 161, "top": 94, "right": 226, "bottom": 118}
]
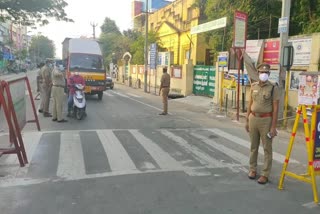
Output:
[{"left": 98, "top": 91, "right": 103, "bottom": 100}]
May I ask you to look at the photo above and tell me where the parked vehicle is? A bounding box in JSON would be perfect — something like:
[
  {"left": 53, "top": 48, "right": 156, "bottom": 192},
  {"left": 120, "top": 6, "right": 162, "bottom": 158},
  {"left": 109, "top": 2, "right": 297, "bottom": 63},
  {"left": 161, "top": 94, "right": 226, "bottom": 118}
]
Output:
[
  {"left": 72, "top": 83, "right": 87, "bottom": 120},
  {"left": 105, "top": 76, "right": 114, "bottom": 89}
]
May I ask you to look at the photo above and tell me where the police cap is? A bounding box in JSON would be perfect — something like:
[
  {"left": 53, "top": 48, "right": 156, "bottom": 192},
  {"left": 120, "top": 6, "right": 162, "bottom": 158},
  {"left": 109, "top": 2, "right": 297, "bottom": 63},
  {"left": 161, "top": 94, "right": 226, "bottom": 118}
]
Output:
[{"left": 257, "top": 63, "right": 270, "bottom": 72}]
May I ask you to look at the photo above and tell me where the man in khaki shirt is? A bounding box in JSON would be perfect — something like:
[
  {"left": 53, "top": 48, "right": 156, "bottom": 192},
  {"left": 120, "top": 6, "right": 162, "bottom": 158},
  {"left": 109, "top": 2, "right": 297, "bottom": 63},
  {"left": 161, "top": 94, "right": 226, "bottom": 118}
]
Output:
[
  {"left": 41, "top": 59, "right": 54, "bottom": 117},
  {"left": 159, "top": 67, "right": 170, "bottom": 115},
  {"left": 36, "top": 62, "right": 45, "bottom": 113},
  {"left": 245, "top": 63, "right": 279, "bottom": 185},
  {"left": 51, "top": 67, "right": 68, "bottom": 122}
]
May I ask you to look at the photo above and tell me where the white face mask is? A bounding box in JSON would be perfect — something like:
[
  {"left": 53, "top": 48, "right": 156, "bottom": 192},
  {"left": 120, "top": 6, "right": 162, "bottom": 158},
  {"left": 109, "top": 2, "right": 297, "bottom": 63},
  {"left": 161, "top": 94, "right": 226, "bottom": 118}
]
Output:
[
  {"left": 259, "top": 73, "right": 269, "bottom": 82},
  {"left": 74, "top": 72, "right": 79, "bottom": 76}
]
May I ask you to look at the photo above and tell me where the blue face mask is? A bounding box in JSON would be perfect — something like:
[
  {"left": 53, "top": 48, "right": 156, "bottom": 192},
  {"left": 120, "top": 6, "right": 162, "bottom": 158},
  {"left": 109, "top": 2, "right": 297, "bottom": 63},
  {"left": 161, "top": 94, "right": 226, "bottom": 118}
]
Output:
[{"left": 48, "top": 63, "right": 53, "bottom": 68}]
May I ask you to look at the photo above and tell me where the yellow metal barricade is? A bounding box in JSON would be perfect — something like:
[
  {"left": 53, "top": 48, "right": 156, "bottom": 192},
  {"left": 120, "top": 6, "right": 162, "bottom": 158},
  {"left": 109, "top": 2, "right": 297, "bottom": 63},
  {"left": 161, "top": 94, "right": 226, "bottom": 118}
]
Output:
[{"left": 278, "top": 104, "right": 319, "bottom": 204}]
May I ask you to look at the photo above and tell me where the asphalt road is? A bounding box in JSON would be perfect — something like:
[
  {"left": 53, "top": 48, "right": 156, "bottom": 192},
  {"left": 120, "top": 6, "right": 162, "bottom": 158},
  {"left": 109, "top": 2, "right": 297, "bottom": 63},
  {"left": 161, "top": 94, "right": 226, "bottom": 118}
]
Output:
[{"left": 0, "top": 70, "right": 319, "bottom": 214}]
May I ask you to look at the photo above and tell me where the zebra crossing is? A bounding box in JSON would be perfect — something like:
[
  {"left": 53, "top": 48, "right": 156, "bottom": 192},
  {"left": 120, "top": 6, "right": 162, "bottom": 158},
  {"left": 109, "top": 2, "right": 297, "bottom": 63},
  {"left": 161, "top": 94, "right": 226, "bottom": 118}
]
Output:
[{"left": 0, "top": 128, "right": 300, "bottom": 187}]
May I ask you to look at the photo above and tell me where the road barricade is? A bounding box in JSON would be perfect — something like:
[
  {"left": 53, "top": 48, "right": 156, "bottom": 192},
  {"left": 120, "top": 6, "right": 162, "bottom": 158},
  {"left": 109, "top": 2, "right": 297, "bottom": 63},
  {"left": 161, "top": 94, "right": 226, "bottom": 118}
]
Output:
[
  {"left": 0, "top": 74, "right": 40, "bottom": 167},
  {"left": 278, "top": 104, "right": 319, "bottom": 204}
]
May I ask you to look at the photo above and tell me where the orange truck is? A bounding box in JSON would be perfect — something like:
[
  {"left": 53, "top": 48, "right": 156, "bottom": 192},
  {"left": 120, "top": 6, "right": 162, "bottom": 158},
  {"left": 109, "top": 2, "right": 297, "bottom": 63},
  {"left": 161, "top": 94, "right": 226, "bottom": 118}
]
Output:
[{"left": 62, "top": 38, "right": 106, "bottom": 100}]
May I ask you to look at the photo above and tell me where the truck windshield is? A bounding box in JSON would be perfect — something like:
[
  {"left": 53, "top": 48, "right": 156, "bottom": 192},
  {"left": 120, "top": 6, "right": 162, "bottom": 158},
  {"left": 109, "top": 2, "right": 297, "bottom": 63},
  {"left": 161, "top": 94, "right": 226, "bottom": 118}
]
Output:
[{"left": 70, "top": 53, "right": 104, "bottom": 71}]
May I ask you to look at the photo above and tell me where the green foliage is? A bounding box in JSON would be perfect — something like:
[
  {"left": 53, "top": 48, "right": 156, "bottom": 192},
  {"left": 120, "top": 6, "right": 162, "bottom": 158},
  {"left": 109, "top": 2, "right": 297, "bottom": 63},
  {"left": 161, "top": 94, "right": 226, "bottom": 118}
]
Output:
[
  {"left": 291, "top": 0, "right": 320, "bottom": 34},
  {"left": 0, "top": 0, "right": 72, "bottom": 26},
  {"left": 130, "top": 30, "right": 159, "bottom": 65},
  {"left": 196, "top": 0, "right": 320, "bottom": 54},
  {"left": 29, "top": 35, "right": 55, "bottom": 63},
  {"left": 196, "top": 0, "right": 281, "bottom": 53},
  {"left": 99, "top": 16, "right": 159, "bottom": 66},
  {"left": 100, "top": 17, "right": 121, "bottom": 35}
]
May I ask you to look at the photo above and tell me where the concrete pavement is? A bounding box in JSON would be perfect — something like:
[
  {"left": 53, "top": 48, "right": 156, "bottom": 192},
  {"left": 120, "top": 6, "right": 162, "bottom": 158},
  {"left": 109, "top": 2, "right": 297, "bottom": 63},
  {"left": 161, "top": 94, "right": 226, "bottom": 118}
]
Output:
[{"left": 0, "top": 77, "right": 319, "bottom": 213}]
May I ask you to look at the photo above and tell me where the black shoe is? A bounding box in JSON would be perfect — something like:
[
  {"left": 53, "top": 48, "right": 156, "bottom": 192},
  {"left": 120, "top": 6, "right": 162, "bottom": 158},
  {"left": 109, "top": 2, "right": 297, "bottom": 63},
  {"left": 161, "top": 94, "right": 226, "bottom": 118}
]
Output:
[
  {"left": 38, "top": 109, "right": 43, "bottom": 113},
  {"left": 52, "top": 118, "right": 57, "bottom": 121},
  {"left": 159, "top": 112, "right": 168, "bottom": 115},
  {"left": 57, "top": 119, "right": 68, "bottom": 123}
]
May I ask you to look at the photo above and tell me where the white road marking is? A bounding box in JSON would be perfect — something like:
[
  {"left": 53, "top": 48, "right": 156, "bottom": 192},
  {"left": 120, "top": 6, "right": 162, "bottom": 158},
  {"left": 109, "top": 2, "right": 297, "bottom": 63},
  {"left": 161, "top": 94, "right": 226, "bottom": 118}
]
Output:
[
  {"left": 207, "top": 128, "right": 300, "bottom": 164},
  {"left": 16, "top": 132, "right": 43, "bottom": 177},
  {"left": 110, "top": 91, "right": 129, "bottom": 98},
  {"left": 127, "top": 93, "right": 141, "bottom": 98},
  {"left": 96, "top": 130, "right": 136, "bottom": 172},
  {"left": 160, "top": 130, "right": 226, "bottom": 169},
  {"left": 103, "top": 91, "right": 114, "bottom": 97},
  {"left": 57, "top": 132, "right": 85, "bottom": 179},
  {"left": 190, "top": 131, "right": 249, "bottom": 173},
  {"left": 130, "top": 130, "right": 183, "bottom": 170},
  {"left": 302, "top": 201, "right": 319, "bottom": 208},
  {"left": 123, "top": 94, "right": 163, "bottom": 112}
]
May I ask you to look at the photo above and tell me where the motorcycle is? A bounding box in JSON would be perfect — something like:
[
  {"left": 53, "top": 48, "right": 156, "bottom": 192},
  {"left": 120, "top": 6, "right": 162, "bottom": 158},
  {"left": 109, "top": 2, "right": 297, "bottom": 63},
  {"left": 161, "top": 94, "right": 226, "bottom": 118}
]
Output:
[{"left": 72, "top": 84, "right": 86, "bottom": 120}]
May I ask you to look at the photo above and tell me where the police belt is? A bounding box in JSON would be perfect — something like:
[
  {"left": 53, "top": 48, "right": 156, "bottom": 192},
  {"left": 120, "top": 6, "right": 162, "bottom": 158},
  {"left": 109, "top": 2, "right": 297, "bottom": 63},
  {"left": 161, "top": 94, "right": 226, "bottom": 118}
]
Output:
[
  {"left": 251, "top": 112, "right": 272, "bottom": 118},
  {"left": 53, "top": 85, "right": 65, "bottom": 88}
]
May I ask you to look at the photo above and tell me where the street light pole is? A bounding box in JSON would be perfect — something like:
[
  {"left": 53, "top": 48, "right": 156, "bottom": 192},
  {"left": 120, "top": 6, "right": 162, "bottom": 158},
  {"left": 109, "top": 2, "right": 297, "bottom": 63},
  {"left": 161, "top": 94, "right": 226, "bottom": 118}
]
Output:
[{"left": 144, "top": 0, "right": 149, "bottom": 93}]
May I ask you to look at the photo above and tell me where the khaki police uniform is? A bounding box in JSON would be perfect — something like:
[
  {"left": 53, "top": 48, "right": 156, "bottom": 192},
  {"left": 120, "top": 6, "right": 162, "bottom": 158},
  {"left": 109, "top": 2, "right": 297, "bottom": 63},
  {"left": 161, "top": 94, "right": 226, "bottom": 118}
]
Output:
[
  {"left": 52, "top": 68, "right": 66, "bottom": 121},
  {"left": 248, "top": 80, "right": 279, "bottom": 177},
  {"left": 160, "top": 72, "right": 171, "bottom": 114},
  {"left": 37, "top": 68, "right": 44, "bottom": 111},
  {"left": 41, "top": 64, "right": 53, "bottom": 115}
]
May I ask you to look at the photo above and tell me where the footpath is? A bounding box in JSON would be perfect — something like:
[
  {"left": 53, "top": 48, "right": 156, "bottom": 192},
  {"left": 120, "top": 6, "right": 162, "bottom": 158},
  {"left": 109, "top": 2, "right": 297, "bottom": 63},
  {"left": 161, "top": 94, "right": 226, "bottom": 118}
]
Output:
[{"left": 114, "top": 81, "right": 302, "bottom": 134}]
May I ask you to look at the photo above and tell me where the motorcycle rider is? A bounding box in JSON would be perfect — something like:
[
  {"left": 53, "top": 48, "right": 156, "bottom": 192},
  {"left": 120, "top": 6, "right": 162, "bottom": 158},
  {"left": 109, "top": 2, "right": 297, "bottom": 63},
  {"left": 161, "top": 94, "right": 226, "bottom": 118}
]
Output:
[{"left": 67, "top": 67, "right": 86, "bottom": 117}]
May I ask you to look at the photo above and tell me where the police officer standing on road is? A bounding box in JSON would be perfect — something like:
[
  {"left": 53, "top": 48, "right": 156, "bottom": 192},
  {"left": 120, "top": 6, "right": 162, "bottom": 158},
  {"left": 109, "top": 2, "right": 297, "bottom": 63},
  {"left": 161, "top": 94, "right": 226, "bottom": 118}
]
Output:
[
  {"left": 41, "top": 59, "right": 54, "bottom": 117},
  {"left": 159, "top": 67, "right": 170, "bottom": 115},
  {"left": 36, "top": 62, "right": 45, "bottom": 113},
  {"left": 51, "top": 66, "right": 68, "bottom": 123},
  {"left": 245, "top": 63, "right": 279, "bottom": 184}
]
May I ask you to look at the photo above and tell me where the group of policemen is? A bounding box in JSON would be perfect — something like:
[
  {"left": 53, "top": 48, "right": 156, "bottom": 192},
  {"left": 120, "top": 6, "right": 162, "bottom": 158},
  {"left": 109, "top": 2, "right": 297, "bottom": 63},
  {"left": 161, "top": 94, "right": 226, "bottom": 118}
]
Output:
[{"left": 37, "top": 59, "right": 85, "bottom": 123}]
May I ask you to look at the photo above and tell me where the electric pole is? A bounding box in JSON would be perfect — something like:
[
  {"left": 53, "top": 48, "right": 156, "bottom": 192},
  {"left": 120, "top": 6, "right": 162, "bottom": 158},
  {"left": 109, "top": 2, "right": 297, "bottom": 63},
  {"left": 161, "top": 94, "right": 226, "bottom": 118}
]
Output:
[
  {"left": 278, "top": 0, "right": 292, "bottom": 120},
  {"left": 144, "top": 0, "right": 149, "bottom": 93},
  {"left": 90, "top": 22, "right": 98, "bottom": 39}
]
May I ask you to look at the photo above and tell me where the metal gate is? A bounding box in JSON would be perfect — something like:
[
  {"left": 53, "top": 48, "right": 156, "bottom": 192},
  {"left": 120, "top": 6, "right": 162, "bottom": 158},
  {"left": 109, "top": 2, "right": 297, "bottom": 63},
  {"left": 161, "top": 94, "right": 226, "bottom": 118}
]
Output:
[{"left": 193, "top": 65, "right": 216, "bottom": 97}]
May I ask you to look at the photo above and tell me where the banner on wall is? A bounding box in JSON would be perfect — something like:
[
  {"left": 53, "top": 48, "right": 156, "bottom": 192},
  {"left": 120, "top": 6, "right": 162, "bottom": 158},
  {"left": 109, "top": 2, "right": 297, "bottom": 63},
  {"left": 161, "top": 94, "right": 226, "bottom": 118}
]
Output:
[
  {"left": 290, "top": 70, "right": 305, "bottom": 90},
  {"left": 288, "top": 38, "right": 312, "bottom": 66},
  {"left": 263, "top": 40, "right": 280, "bottom": 65},
  {"left": 298, "top": 72, "right": 319, "bottom": 105}
]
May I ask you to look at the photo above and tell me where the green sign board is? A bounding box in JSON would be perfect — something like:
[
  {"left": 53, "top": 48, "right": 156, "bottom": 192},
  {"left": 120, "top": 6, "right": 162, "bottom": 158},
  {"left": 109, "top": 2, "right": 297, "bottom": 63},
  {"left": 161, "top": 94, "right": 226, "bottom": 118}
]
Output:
[
  {"left": 191, "top": 17, "right": 227, "bottom": 35},
  {"left": 193, "top": 66, "right": 216, "bottom": 97}
]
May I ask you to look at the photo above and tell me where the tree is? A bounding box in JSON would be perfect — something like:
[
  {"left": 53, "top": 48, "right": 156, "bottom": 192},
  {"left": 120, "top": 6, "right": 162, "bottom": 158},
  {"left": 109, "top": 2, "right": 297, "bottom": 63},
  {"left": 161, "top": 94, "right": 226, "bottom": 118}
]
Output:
[
  {"left": 0, "top": 0, "right": 72, "bottom": 25},
  {"left": 290, "top": 0, "right": 320, "bottom": 34},
  {"left": 195, "top": 0, "right": 281, "bottom": 55},
  {"left": 99, "top": 17, "right": 159, "bottom": 66},
  {"left": 100, "top": 17, "right": 121, "bottom": 35},
  {"left": 130, "top": 31, "right": 158, "bottom": 65},
  {"left": 29, "top": 35, "right": 55, "bottom": 63}
]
